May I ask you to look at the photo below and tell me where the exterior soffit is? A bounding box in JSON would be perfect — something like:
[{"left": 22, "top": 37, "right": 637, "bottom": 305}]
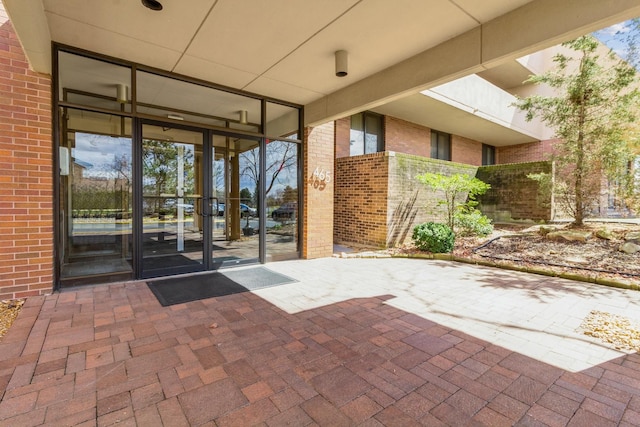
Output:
[
  {"left": 305, "top": 0, "right": 640, "bottom": 126},
  {"left": 3, "top": 0, "right": 640, "bottom": 129}
]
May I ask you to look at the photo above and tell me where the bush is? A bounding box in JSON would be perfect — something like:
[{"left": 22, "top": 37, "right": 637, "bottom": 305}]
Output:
[
  {"left": 412, "top": 222, "right": 455, "bottom": 253},
  {"left": 454, "top": 209, "right": 493, "bottom": 237}
]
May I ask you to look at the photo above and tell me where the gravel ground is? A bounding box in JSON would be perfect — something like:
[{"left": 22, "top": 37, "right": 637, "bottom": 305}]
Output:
[
  {"left": 580, "top": 310, "right": 640, "bottom": 352},
  {"left": 0, "top": 299, "right": 24, "bottom": 340}
]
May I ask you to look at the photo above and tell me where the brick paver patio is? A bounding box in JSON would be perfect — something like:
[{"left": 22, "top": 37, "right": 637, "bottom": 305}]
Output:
[{"left": 1, "top": 257, "right": 640, "bottom": 426}]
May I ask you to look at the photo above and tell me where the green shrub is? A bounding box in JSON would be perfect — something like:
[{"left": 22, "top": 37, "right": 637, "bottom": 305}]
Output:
[
  {"left": 412, "top": 222, "right": 455, "bottom": 253},
  {"left": 454, "top": 209, "right": 493, "bottom": 237}
]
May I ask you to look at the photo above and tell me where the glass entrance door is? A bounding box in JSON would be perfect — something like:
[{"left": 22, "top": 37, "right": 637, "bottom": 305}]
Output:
[
  {"left": 141, "top": 123, "right": 206, "bottom": 276},
  {"left": 210, "top": 134, "right": 261, "bottom": 267},
  {"left": 139, "top": 124, "right": 262, "bottom": 277}
]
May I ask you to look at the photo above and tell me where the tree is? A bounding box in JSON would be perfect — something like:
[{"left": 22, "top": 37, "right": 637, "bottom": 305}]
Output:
[
  {"left": 240, "top": 188, "right": 253, "bottom": 204},
  {"left": 142, "top": 140, "right": 194, "bottom": 212},
  {"left": 240, "top": 140, "right": 298, "bottom": 206},
  {"left": 416, "top": 172, "right": 490, "bottom": 232},
  {"left": 515, "top": 35, "right": 640, "bottom": 225}
]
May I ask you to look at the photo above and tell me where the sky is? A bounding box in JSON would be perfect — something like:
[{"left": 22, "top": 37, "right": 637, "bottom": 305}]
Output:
[{"left": 593, "top": 19, "right": 639, "bottom": 63}]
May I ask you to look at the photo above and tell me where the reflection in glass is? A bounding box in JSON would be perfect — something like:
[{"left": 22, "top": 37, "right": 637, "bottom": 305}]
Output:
[
  {"left": 266, "top": 102, "right": 299, "bottom": 140},
  {"left": 137, "top": 70, "right": 261, "bottom": 130},
  {"left": 264, "top": 139, "right": 299, "bottom": 259},
  {"left": 58, "top": 51, "right": 132, "bottom": 113},
  {"left": 141, "top": 125, "right": 204, "bottom": 273},
  {"left": 60, "top": 110, "right": 133, "bottom": 282}
]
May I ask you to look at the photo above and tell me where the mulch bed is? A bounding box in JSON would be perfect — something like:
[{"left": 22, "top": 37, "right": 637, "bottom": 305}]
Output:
[{"left": 389, "top": 221, "right": 640, "bottom": 287}]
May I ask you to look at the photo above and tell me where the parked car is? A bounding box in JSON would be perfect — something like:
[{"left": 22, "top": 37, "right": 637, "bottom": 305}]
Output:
[
  {"left": 216, "top": 203, "right": 257, "bottom": 217},
  {"left": 163, "top": 199, "right": 194, "bottom": 215},
  {"left": 241, "top": 204, "right": 257, "bottom": 217},
  {"left": 271, "top": 202, "right": 297, "bottom": 220}
]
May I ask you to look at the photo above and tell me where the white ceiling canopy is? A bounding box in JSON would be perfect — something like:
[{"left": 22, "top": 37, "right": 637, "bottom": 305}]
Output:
[{"left": 4, "top": 0, "right": 640, "bottom": 134}]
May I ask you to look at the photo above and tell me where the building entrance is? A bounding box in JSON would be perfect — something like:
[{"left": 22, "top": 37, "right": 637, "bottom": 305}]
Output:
[
  {"left": 139, "top": 122, "right": 260, "bottom": 278},
  {"left": 55, "top": 47, "right": 301, "bottom": 288}
]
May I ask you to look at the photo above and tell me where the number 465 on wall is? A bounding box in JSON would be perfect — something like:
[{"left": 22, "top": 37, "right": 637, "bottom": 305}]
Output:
[
  {"left": 309, "top": 166, "right": 331, "bottom": 189},
  {"left": 312, "top": 166, "right": 331, "bottom": 183}
]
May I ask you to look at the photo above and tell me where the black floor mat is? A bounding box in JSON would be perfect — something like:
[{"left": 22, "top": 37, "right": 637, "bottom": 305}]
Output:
[{"left": 147, "top": 267, "right": 296, "bottom": 306}]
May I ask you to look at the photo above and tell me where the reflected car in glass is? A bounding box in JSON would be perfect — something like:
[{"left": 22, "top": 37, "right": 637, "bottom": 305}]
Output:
[{"left": 271, "top": 202, "right": 297, "bottom": 220}]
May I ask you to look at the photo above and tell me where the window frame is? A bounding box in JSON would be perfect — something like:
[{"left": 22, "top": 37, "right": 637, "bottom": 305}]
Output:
[
  {"left": 482, "top": 143, "right": 496, "bottom": 166},
  {"left": 430, "top": 130, "right": 451, "bottom": 161},
  {"left": 349, "top": 111, "right": 384, "bottom": 156}
]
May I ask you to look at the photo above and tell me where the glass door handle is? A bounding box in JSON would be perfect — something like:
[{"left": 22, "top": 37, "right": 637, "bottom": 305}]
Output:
[
  {"left": 197, "top": 197, "right": 208, "bottom": 217},
  {"left": 209, "top": 197, "right": 219, "bottom": 218}
]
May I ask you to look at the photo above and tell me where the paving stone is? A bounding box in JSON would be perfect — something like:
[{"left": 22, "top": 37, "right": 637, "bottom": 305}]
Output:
[
  {"left": 402, "top": 332, "right": 454, "bottom": 356},
  {"left": 504, "top": 376, "right": 549, "bottom": 405},
  {"left": 2, "top": 258, "right": 640, "bottom": 426},
  {"left": 310, "top": 365, "right": 371, "bottom": 406},
  {"left": 300, "top": 395, "right": 352, "bottom": 426},
  {"left": 178, "top": 377, "right": 248, "bottom": 425}
]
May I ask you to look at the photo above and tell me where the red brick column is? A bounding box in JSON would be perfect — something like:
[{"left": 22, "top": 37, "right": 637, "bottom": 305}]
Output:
[
  {"left": 302, "top": 122, "right": 334, "bottom": 259},
  {"left": 0, "top": 12, "right": 54, "bottom": 299}
]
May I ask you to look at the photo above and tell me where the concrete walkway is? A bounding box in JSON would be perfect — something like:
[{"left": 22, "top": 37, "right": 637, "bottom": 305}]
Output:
[{"left": 1, "top": 257, "right": 640, "bottom": 426}]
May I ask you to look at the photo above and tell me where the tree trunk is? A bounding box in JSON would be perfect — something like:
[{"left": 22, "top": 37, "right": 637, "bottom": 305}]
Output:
[{"left": 573, "top": 52, "right": 588, "bottom": 227}]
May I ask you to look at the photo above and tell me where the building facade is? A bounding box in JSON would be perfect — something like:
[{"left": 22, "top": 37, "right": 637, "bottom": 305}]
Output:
[{"left": 1, "top": 1, "right": 639, "bottom": 298}]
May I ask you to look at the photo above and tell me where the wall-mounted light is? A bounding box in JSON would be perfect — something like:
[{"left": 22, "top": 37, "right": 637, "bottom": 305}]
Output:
[
  {"left": 167, "top": 114, "right": 184, "bottom": 121},
  {"left": 239, "top": 110, "right": 248, "bottom": 124},
  {"left": 116, "top": 84, "right": 128, "bottom": 104},
  {"left": 335, "top": 50, "right": 348, "bottom": 77},
  {"left": 141, "top": 0, "right": 163, "bottom": 11}
]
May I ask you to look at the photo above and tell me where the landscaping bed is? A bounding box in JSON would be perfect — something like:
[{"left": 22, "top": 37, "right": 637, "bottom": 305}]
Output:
[
  {"left": 0, "top": 299, "right": 24, "bottom": 340},
  {"left": 388, "top": 221, "right": 640, "bottom": 289}
]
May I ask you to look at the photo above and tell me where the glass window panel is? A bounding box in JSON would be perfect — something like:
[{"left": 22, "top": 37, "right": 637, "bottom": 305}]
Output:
[
  {"left": 65, "top": 108, "right": 132, "bottom": 138},
  {"left": 58, "top": 51, "right": 131, "bottom": 113},
  {"left": 350, "top": 113, "right": 365, "bottom": 156},
  {"left": 141, "top": 125, "right": 204, "bottom": 273},
  {"left": 482, "top": 144, "right": 495, "bottom": 165},
  {"left": 137, "top": 70, "right": 261, "bottom": 129},
  {"left": 233, "top": 140, "right": 260, "bottom": 260},
  {"left": 430, "top": 132, "right": 438, "bottom": 158},
  {"left": 265, "top": 140, "right": 299, "bottom": 259},
  {"left": 431, "top": 130, "right": 451, "bottom": 160},
  {"left": 266, "top": 102, "right": 300, "bottom": 140},
  {"left": 136, "top": 104, "right": 226, "bottom": 128},
  {"left": 365, "top": 113, "right": 383, "bottom": 153},
  {"left": 59, "top": 108, "right": 133, "bottom": 281}
]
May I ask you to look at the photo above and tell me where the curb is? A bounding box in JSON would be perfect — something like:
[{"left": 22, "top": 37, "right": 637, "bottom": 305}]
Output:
[{"left": 384, "top": 253, "right": 640, "bottom": 292}]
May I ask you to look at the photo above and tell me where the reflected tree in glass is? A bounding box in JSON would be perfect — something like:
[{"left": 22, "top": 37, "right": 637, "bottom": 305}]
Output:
[{"left": 142, "top": 140, "right": 194, "bottom": 213}]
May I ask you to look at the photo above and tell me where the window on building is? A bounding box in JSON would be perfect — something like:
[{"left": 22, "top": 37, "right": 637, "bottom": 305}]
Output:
[
  {"left": 430, "top": 130, "right": 451, "bottom": 160},
  {"left": 482, "top": 144, "right": 496, "bottom": 165},
  {"left": 350, "top": 112, "right": 384, "bottom": 156}
]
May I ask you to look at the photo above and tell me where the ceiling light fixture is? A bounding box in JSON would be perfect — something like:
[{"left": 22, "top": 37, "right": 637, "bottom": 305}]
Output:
[
  {"left": 335, "top": 50, "right": 348, "bottom": 77},
  {"left": 116, "top": 84, "right": 128, "bottom": 103},
  {"left": 167, "top": 114, "right": 184, "bottom": 121},
  {"left": 141, "top": 0, "right": 163, "bottom": 11},
  {"left": 239, "top": 110, "right": 248, "bottom": 124}
]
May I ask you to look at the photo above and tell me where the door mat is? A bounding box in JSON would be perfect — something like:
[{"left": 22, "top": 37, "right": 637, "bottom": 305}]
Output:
[{"left": 147, "top": 267, "right": 296, "bottom": 306}]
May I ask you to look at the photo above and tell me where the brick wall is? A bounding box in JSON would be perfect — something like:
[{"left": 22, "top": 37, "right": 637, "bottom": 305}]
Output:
[
  {"left": 0, "top": 12, "right": 54, "bottom": 299},
  {"left": 335, "top": 117, "right": 350, "bottom": 158},
  {"left": 303, "top": 122, "right": 334, "bottom": 258},
  {"left": 334, "top": 152, "right": 389, "bottom": 247},
  {"left": 452, "top": 135, "right": 482, "bottom": 166},
  {"left": 334, "top": 152, "right": 478, "bottom": 248},
  {"left": 387, "top": 154, "right": 477, "bottom": 246},
  {"left": 385, "top": 116, "right": 430, "bottom": 157},
  {"left": 496, "top": 139, "right": 558, "bottom": 164},
  {"left": 476, "top": 161, "right": 553, "bottom": 221}
]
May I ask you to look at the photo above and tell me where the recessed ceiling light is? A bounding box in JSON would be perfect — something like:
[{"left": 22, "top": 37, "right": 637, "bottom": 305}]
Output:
[{"left": 141, "top": 0, "right": 163, "bottom": 11}]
